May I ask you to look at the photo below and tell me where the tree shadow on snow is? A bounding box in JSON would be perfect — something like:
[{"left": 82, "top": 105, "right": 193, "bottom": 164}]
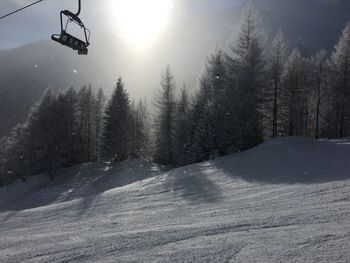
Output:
[
  {"left": 0, "top": 160, "right": 160, "bottom": 214},
  {"left": 164, "top": 165, "right": 224, "bottom": 204}
]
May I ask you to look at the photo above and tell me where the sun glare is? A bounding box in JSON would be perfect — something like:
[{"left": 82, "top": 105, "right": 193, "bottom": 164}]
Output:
[{"left": 112, "top": 0, "right": 172, "bottom": 48}]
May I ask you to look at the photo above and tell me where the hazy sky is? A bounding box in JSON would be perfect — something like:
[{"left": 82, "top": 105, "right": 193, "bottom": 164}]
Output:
[
  {"left": 0, "top": 0, "right": 240, "bottom": 49},
  {"left": 0, "top": 0, "right": 244, "bottom": 103}
]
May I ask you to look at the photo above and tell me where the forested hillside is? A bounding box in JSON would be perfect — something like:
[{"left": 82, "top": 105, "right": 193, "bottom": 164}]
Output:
[{"left": 1, "top": 4, "right": 350, "bottom": 184}]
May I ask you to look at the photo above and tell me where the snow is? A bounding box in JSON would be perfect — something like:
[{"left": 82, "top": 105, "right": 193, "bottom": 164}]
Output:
[{"left": 1, "top": 137, "right": 350, "bottom": 262}]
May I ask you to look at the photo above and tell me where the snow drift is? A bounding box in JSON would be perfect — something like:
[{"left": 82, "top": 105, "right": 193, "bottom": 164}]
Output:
[{"left": 212, "top": 136, "right": 350, "bottom": 183}]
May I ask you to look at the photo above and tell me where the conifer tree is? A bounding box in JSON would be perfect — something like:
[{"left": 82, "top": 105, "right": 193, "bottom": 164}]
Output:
[
  {"left": 153, "top": 66, "right": 177, "bottom": 165},
  {"left": 310, "top": 50, "right": 328, "bottom": 139},
  {"left": 225, "top": 5, "right": 265, "bottom": 150},
  {"left": 191, "top": 50, "right": 227, "bottom": 161},
  {"left": 94, "top": 88, "right": 106, "bottom": 161},
  {"left": 22, "top": 89, "right": 60, "bottom": 180},
  {"left": 174, "top": 85, "right": 191, "bottom": 165},
  {"left": 61, "top": 87, "right": 79, "bottom": 164},
  {"left": 1, "top": 124, "right": 27, "bottom": 182},
  {"left": 268, "top": 30, "right": 287, "bottom": 138},
  {"left": 76, "top": 85, "right": 96, "bottom": 162},
  {"left": 1, "top": 88, "right": 82, "bottom": 181},
  {"left": 329, "top": 22, "right": 350, "bottom": 138},
  {"left": 280, "top": 49, "right": 310, "bottom": 136},
  {"left": 129, "top": 99, "right": 150, "bottom": 160},
  {"left": 102, "top": 77, "right": 130, "bottom": 162},
  {"left": 54, "top": 89, "right": 77, "bottom": 166}
]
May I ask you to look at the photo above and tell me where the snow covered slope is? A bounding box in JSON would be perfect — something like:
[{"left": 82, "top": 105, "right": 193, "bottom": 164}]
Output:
[{"left": 1, "top": 137, "right": 350, "bottom": 262}]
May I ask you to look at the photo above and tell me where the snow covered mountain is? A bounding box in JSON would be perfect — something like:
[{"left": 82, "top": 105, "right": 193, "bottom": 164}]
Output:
[{"left": 1, "top": 137, "right": 350, "bottom": 262}]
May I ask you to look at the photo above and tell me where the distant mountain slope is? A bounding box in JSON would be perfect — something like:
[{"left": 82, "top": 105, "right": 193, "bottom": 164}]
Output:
[
  {"left": 0, "top": 41, "right": 85, "bottom": 138},
  {"left": 0, "top": 39, "right": 119, "bottom": 138},
  {"left": 1, "top": 137, "right": 350, "bottom": 262},
  {"left": 239, "top": 0, "right": 350, "bottom": 53}
]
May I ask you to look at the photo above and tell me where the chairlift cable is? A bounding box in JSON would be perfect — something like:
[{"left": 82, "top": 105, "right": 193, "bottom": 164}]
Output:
[{"left": 0, "top": 0, "right": 44, "bottom": 20}]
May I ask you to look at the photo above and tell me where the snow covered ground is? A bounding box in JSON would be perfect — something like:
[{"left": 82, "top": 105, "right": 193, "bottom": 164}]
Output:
[{"left": 0, "top": 137, "right": 350, "bottom": 262}]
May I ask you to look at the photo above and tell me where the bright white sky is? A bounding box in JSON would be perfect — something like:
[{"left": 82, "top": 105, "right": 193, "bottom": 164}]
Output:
[{"left": 110, "top": 0, "right": 173, "bottom": 49}]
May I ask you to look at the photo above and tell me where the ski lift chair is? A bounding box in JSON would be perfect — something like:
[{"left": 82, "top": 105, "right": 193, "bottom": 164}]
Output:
[{"left": 51, "top": 1, "right": 90, "bottom": 55}]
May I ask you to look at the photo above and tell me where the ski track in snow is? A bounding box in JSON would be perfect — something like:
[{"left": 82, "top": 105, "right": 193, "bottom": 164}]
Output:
[{"left": 0, "top": 138, "right": 350, "bottom": 262}]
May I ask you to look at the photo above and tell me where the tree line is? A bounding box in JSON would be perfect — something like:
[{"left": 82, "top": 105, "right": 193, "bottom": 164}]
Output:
[
  {"left": 0, "top": 80, "right": 150, "bottom": 183},
  {"left": 152, "top": 7, "right": 350, "bottom": 166},
  {"left": 1, "top": 6, "right": 350, "bottom": 184}
]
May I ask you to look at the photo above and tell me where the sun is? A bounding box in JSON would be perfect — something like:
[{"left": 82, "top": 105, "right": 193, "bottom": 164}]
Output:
[{"left": 112, "top": 0, "right": 172, "bottom": 48}]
